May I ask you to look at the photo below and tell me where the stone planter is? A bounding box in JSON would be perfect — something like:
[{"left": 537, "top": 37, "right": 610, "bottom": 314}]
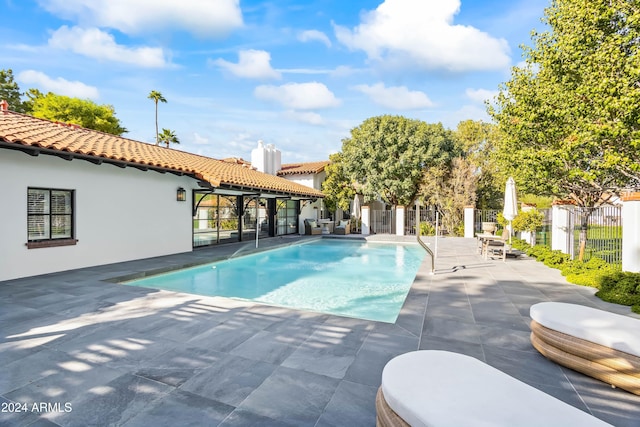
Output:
[{"left": 481, "top": 222, "right": 497, "bottom": 234}]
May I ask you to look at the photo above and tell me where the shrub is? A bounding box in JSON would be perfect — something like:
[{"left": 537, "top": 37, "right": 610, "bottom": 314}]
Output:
[
  {"left": 515, "top": 238, "right": 640, "bottom": 313},
  {"left": 220, "top": 219, "right": 238, "bottom": 230},
  {"left": 596, "top": 272, "right": 640, "bottom": 314},
  {"left": 512, "top": 209, "right": 544, "bottom": 233},
  {"left": 420, "top": 222, "right": 435, "bottom": 236}
]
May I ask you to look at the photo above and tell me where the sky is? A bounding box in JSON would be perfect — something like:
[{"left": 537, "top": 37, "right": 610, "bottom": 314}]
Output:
[{"left": 1, "top": 0, "right": 549, "bottom": 164}]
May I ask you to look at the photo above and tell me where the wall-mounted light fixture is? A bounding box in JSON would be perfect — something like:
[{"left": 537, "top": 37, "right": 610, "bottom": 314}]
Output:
[{"left": 176, "top": 187, "right": 186, "bottom": 202}]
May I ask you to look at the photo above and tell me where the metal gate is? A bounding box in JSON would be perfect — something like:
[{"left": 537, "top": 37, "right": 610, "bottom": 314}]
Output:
[
  {"left": 568, "top": 205, "right": 622, "bottom": 265},
  {"left": 371, "top": 210, "right": 395, "bottom": 234},
  {"left": 474, "top": 209, "right": 499, "bottom": 233},
  {"left": 405, "top": 207, "right": 438, "bottom": 235}
]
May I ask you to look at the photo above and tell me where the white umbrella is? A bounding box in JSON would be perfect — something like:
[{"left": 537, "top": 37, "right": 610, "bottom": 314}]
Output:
[
  {"left": 351, "top": 194, "right": 361, "bottom": 220},
  {"left": 351, "top": 194, "right": 361, "bottom": 233},
  {"left": 503, "top": 177, "right": 518, "bottom": 244}
]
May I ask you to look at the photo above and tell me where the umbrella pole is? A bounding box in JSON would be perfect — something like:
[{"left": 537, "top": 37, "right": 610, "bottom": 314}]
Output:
[{"left": 508, "top": 220, "right": 512, "bottom": 245}]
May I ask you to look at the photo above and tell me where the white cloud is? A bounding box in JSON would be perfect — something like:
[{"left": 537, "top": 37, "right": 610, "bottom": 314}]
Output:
[
  {"left": 329, "top": 65, "right": 363, "bottom": 78},
  {"left": 192, "top": 132, "right": 209, "bottom": 145},
  {"left": 213, "top": 50, "right": 281, "bottom": 80},
  {"left": 353, "top": 83, "right": 434, "bottom": 110},
  {"left": 298, "top": 30, "right": 332, "bottom": 47},
  {"left": 254, "top": 82, "right": 340, "bottom": 110},
  {"left": 465, "top": 88, "right": 498, "bottom": 103},
  {"left": 18, "top": 70, "right": 99, "bottom": 99},
  {"left": 440, "top": 104, "right": 491, "bottom": 129},
  {"left": 48, "top": 26, "right": 169, "bottom": 68},
  {"left": 334, "top": 0, "right": 510, "bottom": 72},
  {"left": 37, "top": 0, "right": 243, "bottom": 37},
  {"left": 282, "top": 110, "right": 324, "bottom": 125}
]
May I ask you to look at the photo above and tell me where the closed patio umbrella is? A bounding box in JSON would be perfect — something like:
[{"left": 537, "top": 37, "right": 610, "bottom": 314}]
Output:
[
  {"left": 351, "top": 194, "right": 361, "bottom": 232},
  {"left": 351, "top": 194, "right": 361, "bottom": 220},
  {"left": 503, "top": 177, "right": 518, "bottom": 244}
]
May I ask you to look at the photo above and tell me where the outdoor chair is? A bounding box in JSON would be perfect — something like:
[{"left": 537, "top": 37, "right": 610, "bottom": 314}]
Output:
[
  {"left": 376, "top": 350, "right": 611, "bottom": 426},
  {"left": 334, "top": 219, "right": 351, "bottom": 235},
  {"left": 484, "top": 228, "right": 510, "bottom": 261},
  {"left": 304, "top": 218, "right": 322, "bottom": 235}
]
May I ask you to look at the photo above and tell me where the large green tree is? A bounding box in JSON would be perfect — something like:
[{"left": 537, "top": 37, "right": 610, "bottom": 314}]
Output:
[
  {"left": 420, "top": 157, "right": 478, "bottom": 236},
  {"left": 321, "top": 152, "right": 356, "bottom": 212},
  {"left": 148, "top": 90, "right": 167, "bottom": 145},
  {"left": 453, "top": 120, "right": 502, "bottom": 209},
  {"left": 340, "top": 115, "right": 455, "bottom": 206},
  {"left": 0, "top": 69, "right": 29, "bottom": 113},
  {"left": 489, "top": 0, "right": 640, "bottom": 206},
  {"left": 31, "top": 92, "right": 127, "bottom": 135}
]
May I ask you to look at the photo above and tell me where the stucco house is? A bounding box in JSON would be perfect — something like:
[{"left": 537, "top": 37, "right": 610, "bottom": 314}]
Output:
[
  {"left": 277, "top": 160, "right": 330, "bottom": 227},
  {"left": 0, "top": 101, "right": 323, "bottom": 281}
]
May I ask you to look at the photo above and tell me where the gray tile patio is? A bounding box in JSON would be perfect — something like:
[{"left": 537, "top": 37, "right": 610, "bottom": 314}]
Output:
[{"left": 1, "top": 235, "right": 639, "bottom": 426}]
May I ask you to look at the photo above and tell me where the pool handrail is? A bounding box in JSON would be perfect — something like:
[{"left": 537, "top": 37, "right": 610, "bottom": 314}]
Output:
[{"left": 416, "top": 232, "right": 435, "bottom": 275}]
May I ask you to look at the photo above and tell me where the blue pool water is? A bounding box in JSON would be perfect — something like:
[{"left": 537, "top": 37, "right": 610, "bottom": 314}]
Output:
[{"left": 123, "top": 240, "right": 426, "bottom": 323}]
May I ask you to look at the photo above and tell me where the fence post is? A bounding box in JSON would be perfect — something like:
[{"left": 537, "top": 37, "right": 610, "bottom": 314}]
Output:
[
  {"left": 622, "top": 192, "right": 640, "bottom": 273},
  {"left": 395, "top": 206, "right": 405, "bottom": 236},
  {"left": 361, "top": 205, "right": 370, "bottom": 235},
  {"left": 464, "top": 205, "right": 475, "bottom": 238},
  {"left": 551, "top": 200, "right": 573, "bottom": 254}
]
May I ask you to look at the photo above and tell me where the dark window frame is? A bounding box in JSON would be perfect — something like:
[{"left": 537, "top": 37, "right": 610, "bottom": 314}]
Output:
[{"left": 27, "top": 187, "right": 77, "bottom": 249}]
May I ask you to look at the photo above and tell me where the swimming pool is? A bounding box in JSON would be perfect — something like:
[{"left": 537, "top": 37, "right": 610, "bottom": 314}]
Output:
[{"left": 123, "top": 239, "right": 426, "bottom": 323}]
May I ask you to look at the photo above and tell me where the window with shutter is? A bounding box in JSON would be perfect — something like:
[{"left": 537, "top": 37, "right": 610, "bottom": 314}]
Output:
[{"left": 27, "top": 188, "right": 75, "bottom": 248}]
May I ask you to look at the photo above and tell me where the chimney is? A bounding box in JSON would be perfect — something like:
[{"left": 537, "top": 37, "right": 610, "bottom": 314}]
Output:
[
  {"left": 251, "top": 140, "right": 266, "bottom": 173},
  {"left": 0, "top": 100, "right": 8, "bottom": 113}
]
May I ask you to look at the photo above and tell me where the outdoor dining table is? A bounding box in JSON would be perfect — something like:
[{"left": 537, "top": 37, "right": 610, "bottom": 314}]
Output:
[{"left": 476, "top": 232, "right": 506, "bottom": 260}]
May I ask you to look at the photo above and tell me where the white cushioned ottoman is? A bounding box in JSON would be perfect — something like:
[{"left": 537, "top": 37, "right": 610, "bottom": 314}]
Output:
[
  {"left": 376, "top": 350, "right": 611, "bottom": 427},
  {"left": 530, "top": 302, "right": 640, "bottom": 395}
]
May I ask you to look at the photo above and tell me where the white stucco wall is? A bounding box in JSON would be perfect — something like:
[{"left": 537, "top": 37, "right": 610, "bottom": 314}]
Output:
[
  {"left": 0, "top": 149, "right": 195, "bottom": 281},
  {"left": 283, "top": 172, "right": 324, "bottom": 233},
  {"left": 286, "top": 173, "right": 316, "bottom": 190}
]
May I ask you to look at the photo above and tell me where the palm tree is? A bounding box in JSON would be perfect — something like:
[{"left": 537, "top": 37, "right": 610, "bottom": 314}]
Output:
[
  {"left": 158, "top": 128, "right": 180, "bottom": 148},
  {"left": 147, "top": 90, "right": 167, "bottom": 145}
]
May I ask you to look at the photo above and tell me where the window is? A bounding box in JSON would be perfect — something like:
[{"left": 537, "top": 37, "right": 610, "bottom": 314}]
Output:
[{"left": 27, "top": 188, "right": 75, "bottom": 248}]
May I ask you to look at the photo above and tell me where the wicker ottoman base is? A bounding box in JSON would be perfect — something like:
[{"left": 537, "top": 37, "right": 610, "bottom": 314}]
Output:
[
  {"left": 531, "top": 320, "right": 640, "bottom": 395},
  {"left": 375, "top": 387, "right": 409, "bottom": 427}
]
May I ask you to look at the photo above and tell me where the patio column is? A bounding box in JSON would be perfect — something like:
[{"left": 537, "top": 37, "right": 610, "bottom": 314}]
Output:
[
  {"left": 464, "top": 205, "right": 474, "bottom": 238},
  {"left": 395, "top": 206, "right": 405, "bottom": 236},
  {"left": 551, "top": 200, "right": 574, "bottom": 255},
  {"left": 361, "top": 205, "right": 371, "bottom": 235},
  {"left": 622, "top": 192, "right": 640, "bottom": 273}
]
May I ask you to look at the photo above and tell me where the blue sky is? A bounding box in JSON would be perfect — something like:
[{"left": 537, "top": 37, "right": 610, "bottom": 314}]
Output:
[{"left": 1, "top": 0, "right": 549, "bottom": 163}]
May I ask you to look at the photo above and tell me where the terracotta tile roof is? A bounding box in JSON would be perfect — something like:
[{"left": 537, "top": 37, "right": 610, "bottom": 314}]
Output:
[
  {"left": 277, "top": 160, "right": 330, "bottom": 176},
  {"left": 0, "top": 109, "right": 323, "bottom": 198},
  {"left": 221, "top": 157, "right": 254, "bottom": 167}
]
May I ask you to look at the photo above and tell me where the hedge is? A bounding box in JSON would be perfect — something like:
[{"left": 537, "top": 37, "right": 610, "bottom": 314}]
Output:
[{"left": 511, "top": 239, "right": 640, "bottom": 314}]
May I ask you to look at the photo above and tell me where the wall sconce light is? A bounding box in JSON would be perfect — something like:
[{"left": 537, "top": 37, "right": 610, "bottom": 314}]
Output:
[{"left": 176, "top": 187, "right": 186, "bottom": 202}]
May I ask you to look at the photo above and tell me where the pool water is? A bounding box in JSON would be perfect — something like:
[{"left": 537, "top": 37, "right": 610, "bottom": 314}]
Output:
[{"left": 123, "top": 239, "right": 426, "bottom": 323}]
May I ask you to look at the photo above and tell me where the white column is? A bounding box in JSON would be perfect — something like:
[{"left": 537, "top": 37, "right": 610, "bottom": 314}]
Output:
[
  {"left": 198, "top": 208, "right": 208, "bottom": 229},
  {"left": 464, "top": 206, "right": 475, "bottom": 238},
  {"left": 551, "top": 202, "right": 573, "bottom": 254},
  {"left": 396, "top": 206, "right": 405, "bottom": 236},
  {"left": 622, "top": 192, "right": 640, "bottom": 273},
  {"left": 361, "top": 205, "right": 371, "bottom": 235}
]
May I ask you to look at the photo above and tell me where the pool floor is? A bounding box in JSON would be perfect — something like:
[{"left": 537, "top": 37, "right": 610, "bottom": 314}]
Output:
[{"left": 123, "top": 239, "right": 425, "bottom": 323}]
